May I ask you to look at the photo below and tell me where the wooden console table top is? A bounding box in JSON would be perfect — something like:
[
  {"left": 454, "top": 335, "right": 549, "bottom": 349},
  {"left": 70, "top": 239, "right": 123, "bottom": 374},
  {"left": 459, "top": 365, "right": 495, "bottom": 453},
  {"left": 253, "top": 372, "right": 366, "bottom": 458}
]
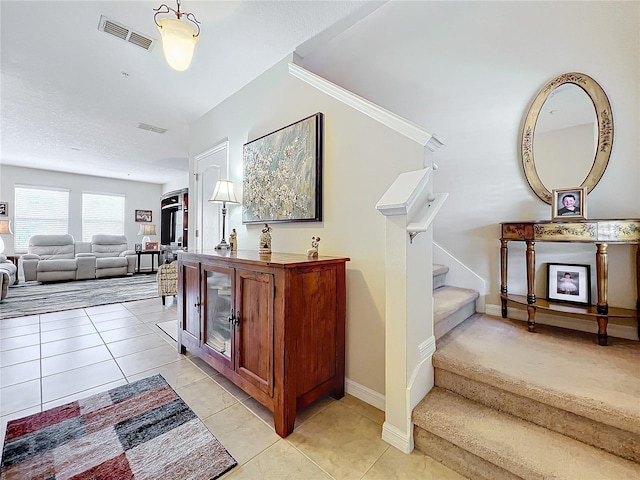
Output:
[{"left": 501, "top": 219, "right": 640, "bottom": 244}]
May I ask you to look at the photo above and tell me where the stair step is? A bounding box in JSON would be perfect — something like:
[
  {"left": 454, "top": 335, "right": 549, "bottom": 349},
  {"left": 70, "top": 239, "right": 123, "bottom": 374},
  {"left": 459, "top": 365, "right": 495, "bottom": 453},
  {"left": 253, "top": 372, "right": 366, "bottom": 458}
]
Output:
[
  {"left": 433, "top": 286, "right": 478, "bottom": 340},
  {"left": 413, "top": 387, "right": 640, "bottom": 480},
  {"left": 433, "top": 315, "right": 640, "bottom": 438},
  {"left": 433, "top": 263, "right": 449, "bottom": 290}
]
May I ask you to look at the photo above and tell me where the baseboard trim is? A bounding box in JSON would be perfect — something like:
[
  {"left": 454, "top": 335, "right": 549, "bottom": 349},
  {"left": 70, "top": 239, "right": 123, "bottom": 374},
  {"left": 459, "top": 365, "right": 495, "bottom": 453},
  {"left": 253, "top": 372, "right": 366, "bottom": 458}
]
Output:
[
  {"left": 382, "top": 421, "right": 413, "bottom": 453},
  {"left": 486, "top": 303, "right": 639, "bottom": 341},
  {"left": 345, "top": 378, "right": 385, "bottom": 411}
]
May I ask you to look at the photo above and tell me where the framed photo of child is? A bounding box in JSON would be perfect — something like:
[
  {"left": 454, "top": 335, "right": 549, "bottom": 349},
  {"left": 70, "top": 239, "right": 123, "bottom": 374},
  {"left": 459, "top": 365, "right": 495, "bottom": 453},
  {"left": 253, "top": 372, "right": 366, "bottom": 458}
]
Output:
[
  {"left": 547, "top": 263, "right": 591, "bottom": 305},
  {"left": 551, "top": 187, "right": 587, "bottom": 221}
]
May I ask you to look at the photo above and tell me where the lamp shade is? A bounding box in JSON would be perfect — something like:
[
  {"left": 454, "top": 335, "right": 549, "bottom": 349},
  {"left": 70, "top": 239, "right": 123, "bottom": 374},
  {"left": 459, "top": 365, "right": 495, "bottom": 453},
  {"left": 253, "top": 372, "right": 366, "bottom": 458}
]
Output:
[
  {"left": 209, "top": 180, "right": 239, "bottom": 204},
  {"left": 138, "top": 224, "right": 157, "bottom": 236},
  {"left": 157, "top": 17, "right": 199, "bottom": 71},
  {"left": 0, "top": 220, "right": 12, "bottom": 235}
]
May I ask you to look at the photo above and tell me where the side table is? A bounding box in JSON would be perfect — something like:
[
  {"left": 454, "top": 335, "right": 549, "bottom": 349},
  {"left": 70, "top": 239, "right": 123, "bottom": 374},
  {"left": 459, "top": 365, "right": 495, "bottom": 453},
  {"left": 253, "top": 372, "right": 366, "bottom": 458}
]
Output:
[
  {"left": 136, "top": 251, "right": 161, "bottom": 274},
  {"left": 5, "top": 254, "right": 20, "bottom": 267}
]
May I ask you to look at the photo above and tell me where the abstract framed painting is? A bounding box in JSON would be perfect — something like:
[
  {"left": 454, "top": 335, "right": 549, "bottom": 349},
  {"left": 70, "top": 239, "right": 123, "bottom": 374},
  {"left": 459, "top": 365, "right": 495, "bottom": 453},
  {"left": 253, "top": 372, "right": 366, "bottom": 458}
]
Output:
[{"left": 242, "top": 112, "right": 323, "bottom": 224}]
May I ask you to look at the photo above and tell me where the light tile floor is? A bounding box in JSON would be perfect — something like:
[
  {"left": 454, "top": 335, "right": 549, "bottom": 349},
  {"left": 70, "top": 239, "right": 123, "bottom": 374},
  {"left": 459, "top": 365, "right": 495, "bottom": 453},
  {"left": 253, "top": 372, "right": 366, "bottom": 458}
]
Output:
[{"left": 0, "top": 296, "right": 465, "bottom": 479}]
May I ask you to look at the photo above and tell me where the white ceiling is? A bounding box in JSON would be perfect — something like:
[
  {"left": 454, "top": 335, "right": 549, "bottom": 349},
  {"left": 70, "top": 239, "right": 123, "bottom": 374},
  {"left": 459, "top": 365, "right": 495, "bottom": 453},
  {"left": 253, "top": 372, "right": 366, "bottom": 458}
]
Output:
[{"left": 0, "top": 1, "right": 382, "bottom": 184}]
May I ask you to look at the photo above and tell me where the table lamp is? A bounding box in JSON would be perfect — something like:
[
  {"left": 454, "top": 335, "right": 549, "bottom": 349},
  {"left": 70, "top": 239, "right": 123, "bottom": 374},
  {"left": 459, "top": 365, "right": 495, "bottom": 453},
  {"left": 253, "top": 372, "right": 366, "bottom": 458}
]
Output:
[
  {"left": 138, "top": 224, "right": 157, "bottom": 246},
  {"left": 209, "top": 180, "right": 239, "bottom": 250},
  {"left": 0, "top": 220, "right": 12, "bottom": 254}
]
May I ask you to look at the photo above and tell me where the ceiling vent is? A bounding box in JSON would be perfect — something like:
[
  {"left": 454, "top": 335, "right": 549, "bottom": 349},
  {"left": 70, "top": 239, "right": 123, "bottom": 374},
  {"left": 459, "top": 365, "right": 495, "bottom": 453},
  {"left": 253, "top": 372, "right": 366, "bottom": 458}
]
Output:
[
  {"left": 98, "top": 15, "right": 156, "bottom": 51},
  {"left": 138, "top": 123, "right": 167, "bottom": 134}
]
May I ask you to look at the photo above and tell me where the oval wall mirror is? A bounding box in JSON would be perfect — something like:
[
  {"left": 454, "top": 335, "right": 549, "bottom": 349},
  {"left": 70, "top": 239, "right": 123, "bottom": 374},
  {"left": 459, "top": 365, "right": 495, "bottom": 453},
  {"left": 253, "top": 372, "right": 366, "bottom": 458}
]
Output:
[{"left": 521, "top": 72, "right": 613, "bottom": 204}]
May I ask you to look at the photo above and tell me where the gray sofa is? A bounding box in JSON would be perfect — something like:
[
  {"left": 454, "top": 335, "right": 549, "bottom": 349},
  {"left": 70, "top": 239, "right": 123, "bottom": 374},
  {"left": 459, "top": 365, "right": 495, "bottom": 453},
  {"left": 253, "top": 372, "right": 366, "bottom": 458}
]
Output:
[
  {"left": 23, "top": 234, "right": 95, "bottom": 282},
  {"left": 91, "top": 234, "right": 137, "bottom": 278},
  {"left": 22, "top": 234, "right": 136, "bottom": 282},
  {"left": 0, "top": 255, "right": 18, "bottom": 300}
]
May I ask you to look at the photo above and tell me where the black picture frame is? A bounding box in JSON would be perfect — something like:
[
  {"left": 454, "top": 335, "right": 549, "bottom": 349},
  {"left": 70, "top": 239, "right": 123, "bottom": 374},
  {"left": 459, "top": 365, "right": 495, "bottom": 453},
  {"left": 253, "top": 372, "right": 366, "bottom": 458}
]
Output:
[
  {"left": 242, "top": 112, "right": 323, "bottom": 224},
  {"left": 135, "top": 209, "right": 152, "bottom": 222},
  {"left": 547, "top": 263, "right": 591, "bottom": 305},
  {"left": 0, "top": 202, "right": 7, "bottom": 216}
]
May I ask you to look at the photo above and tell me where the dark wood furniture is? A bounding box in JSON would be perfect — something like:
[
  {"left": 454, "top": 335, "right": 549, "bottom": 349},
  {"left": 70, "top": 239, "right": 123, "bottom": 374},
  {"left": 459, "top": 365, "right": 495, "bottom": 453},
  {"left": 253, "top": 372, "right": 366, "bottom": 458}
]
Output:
[
  {"left": 177, "top": 250, "right": 349, "bottom": 437},
  {"left": 5, "top": 254, "right": 20, "bottom": 267},
  {"left": 136, "top": 250, "right": 161, "bottom": 273},
  {"left": 500, "top": 219, "right": 640, "bottom": 345},
  {"left": 161, "top": 188, "right": 188, "bottom": 251}
]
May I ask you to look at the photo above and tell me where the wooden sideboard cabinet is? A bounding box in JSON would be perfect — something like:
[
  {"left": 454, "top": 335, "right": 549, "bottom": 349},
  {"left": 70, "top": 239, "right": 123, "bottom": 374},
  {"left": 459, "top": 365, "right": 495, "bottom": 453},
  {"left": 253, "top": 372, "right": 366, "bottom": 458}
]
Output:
[
  {"left": 500, "top": 219, "right": 640, "bottom": 346},
  {"left": 177, "top": 250, "right": 350, "bottom": 437}
]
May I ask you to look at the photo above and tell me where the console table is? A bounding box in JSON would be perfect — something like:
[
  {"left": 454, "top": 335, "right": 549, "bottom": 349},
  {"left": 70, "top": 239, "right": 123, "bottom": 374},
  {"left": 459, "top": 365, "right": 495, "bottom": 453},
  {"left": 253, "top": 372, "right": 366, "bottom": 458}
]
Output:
[{"left": 500, "top": 219, "right": 640, "bottom": 346}]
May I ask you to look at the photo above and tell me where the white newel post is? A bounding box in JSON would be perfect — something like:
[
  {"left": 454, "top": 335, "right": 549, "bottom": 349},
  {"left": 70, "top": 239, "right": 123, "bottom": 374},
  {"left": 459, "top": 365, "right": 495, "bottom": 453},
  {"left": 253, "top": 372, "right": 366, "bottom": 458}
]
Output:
[{"left": 376, "top": 168, "right": 440, "bottom": 453}]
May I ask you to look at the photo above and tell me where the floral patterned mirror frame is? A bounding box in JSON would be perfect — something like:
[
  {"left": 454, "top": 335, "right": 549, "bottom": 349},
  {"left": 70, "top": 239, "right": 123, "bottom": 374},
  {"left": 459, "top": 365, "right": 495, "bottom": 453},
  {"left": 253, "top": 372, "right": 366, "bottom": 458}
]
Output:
[{"left": 521, "top": 72, "right": 614, "bottom": 204}]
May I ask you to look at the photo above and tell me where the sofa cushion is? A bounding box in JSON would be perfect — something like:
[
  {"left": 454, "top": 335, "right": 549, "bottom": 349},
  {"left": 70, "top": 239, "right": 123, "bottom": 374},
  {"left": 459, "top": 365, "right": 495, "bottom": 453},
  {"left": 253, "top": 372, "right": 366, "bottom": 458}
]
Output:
[
  {"left": 29, "top": 234, "right": 75, "bottom": 259},
  {"left": 92, "top": 234, "right": 129, "bottom": 258},
  {"left": 96, "top": 257, "right": 128, "bottom": 269},
  {"left": 36, "top": 259, "right": 77, "bottom": 272}
]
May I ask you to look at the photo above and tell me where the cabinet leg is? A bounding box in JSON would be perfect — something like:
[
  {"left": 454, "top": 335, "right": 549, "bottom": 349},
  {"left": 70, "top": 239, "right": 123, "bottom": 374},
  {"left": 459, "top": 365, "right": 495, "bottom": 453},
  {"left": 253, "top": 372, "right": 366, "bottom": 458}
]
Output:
[
  {"left": 501, "top": 297, "right": 508, "bottom": 318},
  {"left": 273, "top": 410, "right": 296, "bottom": 438},
  {"left": 597, "top": 316, "right": 608, "bottom": 346},
  {"left": 526, "top": 305, "right": 536, "bottom": 333}
]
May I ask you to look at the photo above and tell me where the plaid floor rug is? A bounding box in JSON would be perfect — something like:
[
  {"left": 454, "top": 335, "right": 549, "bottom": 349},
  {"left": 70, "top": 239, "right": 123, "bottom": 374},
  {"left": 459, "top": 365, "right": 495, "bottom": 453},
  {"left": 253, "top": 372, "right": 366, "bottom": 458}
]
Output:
[
  {"left": 0, "top": 275, "right": 159, "bottom": 319},
  {"left": 1, "top": 375, "right": 237, "bottom": 480}
]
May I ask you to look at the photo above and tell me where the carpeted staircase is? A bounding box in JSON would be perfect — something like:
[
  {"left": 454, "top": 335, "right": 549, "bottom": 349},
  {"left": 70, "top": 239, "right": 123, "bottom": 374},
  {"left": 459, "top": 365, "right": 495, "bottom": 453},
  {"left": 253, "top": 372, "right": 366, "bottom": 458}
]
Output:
[
  {"left": 433, "top": 264, "right": 479, "bottom": 341},
  {"left": 413, "top": 265, "right": 640, "bottom": 479}
]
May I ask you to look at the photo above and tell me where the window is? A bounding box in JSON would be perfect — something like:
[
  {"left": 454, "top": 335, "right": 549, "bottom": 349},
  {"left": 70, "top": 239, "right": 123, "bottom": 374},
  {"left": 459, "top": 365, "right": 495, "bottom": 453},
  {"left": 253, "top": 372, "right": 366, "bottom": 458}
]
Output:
[
  {"left": 82, "top": 193, "right": 125, "bottom": 241},
  {"left": 14, "top": 186, "right": 69, "bottom": 252}
]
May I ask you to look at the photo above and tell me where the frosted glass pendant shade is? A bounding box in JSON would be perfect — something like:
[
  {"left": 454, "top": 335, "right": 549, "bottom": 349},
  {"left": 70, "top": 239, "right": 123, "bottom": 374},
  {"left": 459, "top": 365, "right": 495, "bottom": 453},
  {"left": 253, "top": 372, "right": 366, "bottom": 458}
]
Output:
[{"left": 157, "top": 17, "right": 199, "bottom": 71}]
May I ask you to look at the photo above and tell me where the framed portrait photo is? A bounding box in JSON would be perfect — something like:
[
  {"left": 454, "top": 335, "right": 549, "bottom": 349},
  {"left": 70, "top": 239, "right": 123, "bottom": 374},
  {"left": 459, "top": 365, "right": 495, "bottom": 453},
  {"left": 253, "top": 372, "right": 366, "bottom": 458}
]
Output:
[
  {"left": 0, "top": 202, "right": 7, "bottom": 216},
  {"left": 547, "top": 263, "right": 591, "bottom": 305},
  {"left": 135, "top": 209, "right": 152, "bottom": 222},
  {"left": 144, "top": 241, "right": 159, "bottom": 251},
  {"left": 552, "top": 187, "right": 587, "bottom": 221}
]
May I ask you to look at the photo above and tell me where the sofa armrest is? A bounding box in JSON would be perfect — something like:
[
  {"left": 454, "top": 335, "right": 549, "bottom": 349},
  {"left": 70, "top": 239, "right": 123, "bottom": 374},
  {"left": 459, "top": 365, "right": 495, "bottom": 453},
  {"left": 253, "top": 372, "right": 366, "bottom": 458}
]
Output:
[
  {"left": 76, "top": 253, "right": 96, "bottom": 280},
  {"left": 22, "top": 254, "right": 41, "bottom": 282},
  {"left": 0, "top": 271, "right": 7, "bottom": 301},
  {"left": 119, "top": 250, "right": 137, "bottom": 274}
]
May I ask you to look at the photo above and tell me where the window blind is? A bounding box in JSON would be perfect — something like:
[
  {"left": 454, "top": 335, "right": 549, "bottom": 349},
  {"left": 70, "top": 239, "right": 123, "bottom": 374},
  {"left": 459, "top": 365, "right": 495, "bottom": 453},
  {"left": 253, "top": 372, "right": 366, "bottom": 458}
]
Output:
[
  {"left": 14, "top": 186, "right": 69, "bottom": 252},
  {"left": 82, "top": 193, "right": 125, "bottom": 242}
]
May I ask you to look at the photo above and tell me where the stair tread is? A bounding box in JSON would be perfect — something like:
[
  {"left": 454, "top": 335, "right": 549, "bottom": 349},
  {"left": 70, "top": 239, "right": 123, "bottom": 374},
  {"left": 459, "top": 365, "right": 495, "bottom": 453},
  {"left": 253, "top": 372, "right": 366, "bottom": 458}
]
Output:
[
  {"left": 433, "top": 285, "right": 479, "bottom": 322},
  {"left": 435, "top": 314, "right": 640, "bottom": 435},
  {"left": 433, "top": 264, "right": 449, "bottom": 277},
  {"left": 414, "top": 387, "right": 640, "bottom": 479}
]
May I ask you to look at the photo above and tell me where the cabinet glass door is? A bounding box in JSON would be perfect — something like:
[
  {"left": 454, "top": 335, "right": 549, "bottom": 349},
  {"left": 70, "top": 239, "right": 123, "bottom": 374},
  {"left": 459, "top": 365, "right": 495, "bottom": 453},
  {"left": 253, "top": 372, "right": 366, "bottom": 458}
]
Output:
[{"left": 202, "top": 265, "right": 233, "bottom": 363}]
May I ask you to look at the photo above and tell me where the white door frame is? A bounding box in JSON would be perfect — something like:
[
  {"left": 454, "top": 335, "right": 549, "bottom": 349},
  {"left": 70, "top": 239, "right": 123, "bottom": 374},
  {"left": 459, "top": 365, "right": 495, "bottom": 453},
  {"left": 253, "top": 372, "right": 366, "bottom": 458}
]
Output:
[{"left": 193, "top": 140, "right": 229, "bottom": 252}]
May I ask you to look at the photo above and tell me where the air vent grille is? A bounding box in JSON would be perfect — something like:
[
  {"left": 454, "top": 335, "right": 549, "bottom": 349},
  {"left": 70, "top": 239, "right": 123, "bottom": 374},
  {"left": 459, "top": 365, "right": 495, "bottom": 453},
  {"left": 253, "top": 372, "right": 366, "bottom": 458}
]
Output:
[
  {"left": 138, "top": 123, "right": 168, "bottom": 134},
  {"left": 98, "top": 15, "right": 156, "bottom": 51}
]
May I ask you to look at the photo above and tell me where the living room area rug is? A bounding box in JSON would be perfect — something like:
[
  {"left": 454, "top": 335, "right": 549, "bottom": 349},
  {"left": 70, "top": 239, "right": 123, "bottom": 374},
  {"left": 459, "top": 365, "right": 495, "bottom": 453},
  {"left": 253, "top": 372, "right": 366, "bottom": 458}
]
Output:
[
  {"left": 0, "top": 275, "right": 159, "bottom": 320},
  {"left": 1, "top": 374, "right": 237, "bottom": 480}
]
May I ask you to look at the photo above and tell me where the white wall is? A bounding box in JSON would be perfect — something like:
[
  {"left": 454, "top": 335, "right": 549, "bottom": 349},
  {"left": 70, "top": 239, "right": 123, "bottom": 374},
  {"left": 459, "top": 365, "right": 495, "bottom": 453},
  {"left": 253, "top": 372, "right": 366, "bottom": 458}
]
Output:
[
  {"left": 190, "top": 57, "right": 425, "bottom": 396},
  {"left": 303, "top": 1, "right": 640, "bottom": 310},
  {"left": 0, "top": 166, "right": 162, "bottom": 263}
]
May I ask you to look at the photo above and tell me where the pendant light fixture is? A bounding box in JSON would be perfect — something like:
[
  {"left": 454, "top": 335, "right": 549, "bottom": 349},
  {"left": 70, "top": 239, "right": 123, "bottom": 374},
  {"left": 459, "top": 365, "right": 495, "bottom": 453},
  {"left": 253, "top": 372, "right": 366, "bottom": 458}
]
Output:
[{"left": 153, "top": 0, "right": 200, "bottom": 71}]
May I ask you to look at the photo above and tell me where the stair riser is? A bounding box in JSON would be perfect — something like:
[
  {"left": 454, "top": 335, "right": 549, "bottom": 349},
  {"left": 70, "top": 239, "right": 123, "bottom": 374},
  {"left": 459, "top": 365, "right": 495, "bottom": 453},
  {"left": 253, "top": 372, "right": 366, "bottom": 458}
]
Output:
[
  {"left": 414, "top": 427, "right": 521, "bottom": 480},
  {"left": 434, "top": 301, "right": 476, "bottom": 340},
  {"left": 435, "top": 368, "right": 640, "bottom": 463},
  {"left": 433, "top": 272, "right": 447, "bottom": 290}
]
